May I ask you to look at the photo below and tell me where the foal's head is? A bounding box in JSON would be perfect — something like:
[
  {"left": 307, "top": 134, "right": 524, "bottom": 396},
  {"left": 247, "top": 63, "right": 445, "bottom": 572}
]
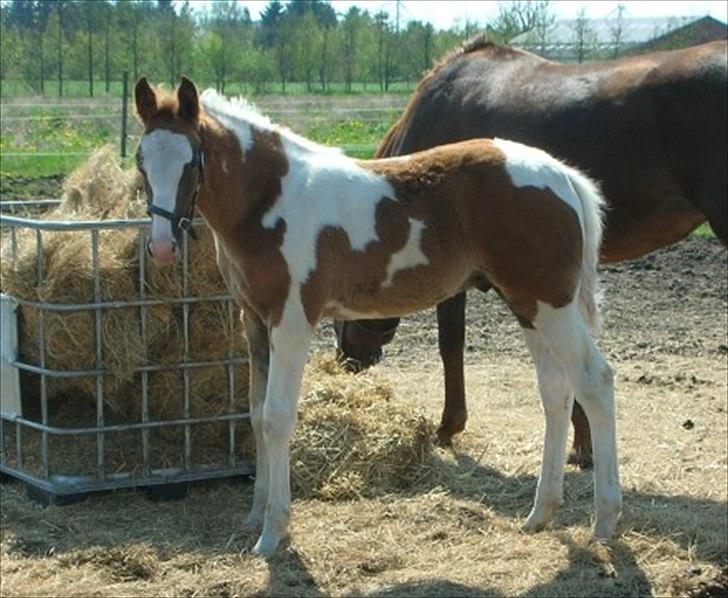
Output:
[{"left": 134, "top": 77, "right": 203, "bottom": 265}]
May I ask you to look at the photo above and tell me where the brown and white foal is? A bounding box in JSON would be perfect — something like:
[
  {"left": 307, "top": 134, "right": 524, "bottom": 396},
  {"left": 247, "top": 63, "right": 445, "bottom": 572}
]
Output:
[{"left": 135, "top": 77, "right": 621, "bottom": 557}]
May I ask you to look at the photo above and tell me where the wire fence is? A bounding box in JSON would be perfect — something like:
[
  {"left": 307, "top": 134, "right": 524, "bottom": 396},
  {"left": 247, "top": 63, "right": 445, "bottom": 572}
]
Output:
[{"left": 1, "top": 85, "right": 403, "bottom": 167}]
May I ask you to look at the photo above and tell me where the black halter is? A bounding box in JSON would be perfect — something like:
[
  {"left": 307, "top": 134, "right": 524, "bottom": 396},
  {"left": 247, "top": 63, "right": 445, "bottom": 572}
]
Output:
[{"left": 146, "top": 147, "right": 204, "bottom": 241}]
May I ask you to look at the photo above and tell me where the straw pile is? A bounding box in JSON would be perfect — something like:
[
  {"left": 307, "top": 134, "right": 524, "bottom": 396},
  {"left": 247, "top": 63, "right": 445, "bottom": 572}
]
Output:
[
  {"left": 0, "top": 145, "right": 249, "bottom": 423},
  {"left": 292, "top": 356, "right": 436, "bottom": 500}
]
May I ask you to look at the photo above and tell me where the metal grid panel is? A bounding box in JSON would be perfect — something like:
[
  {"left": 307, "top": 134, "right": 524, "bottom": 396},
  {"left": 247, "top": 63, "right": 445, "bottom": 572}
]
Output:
[{"left": 0, "top": 200, "right": 253, "bottom": 500}]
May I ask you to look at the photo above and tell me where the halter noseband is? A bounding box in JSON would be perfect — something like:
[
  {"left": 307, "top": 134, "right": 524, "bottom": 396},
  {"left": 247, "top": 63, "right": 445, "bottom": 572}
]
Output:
[{"left": 146, "top": 147, "right": 204, "bottom": 241}]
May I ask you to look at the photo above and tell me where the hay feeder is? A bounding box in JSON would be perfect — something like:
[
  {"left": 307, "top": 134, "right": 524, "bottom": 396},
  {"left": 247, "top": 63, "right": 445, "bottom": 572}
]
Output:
[{"left": 0, "top": 199, "right": 253, "bottom": 504}]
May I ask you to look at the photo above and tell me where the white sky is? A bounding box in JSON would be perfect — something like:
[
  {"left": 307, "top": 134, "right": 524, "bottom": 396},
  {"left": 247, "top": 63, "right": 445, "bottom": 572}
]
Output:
[{"left": 187, "top": 1, "right": 728, "bottom": 29}]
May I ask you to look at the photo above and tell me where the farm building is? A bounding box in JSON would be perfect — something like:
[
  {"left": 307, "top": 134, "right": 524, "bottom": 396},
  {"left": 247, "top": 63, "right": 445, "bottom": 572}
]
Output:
[{"left": 512, "top": 15, "right": 727, "bottom": 62}]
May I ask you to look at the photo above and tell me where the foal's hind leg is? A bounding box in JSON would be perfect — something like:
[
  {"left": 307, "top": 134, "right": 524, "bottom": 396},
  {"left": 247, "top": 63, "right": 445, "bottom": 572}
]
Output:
[
  {"left": 534, "top": 302, "right": 621, "bottom": 539},
  {"left": 522, "top": 328, "right": 574, "bottom": 532}
]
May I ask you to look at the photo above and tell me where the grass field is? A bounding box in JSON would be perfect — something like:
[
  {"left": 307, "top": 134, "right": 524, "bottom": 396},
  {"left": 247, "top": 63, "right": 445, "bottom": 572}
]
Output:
[{"left": 0, "top": 95, "right": 401, "bottom": 180}]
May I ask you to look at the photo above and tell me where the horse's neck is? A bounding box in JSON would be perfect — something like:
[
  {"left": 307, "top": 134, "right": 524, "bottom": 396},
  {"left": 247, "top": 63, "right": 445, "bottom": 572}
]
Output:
[{"left": 196, "top": 117, "right": 289, "bottom": 237}]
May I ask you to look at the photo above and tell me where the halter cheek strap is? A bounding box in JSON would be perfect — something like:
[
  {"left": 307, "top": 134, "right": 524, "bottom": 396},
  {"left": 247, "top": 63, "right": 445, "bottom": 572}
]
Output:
[{"left": 147, "top": 148, "right": 204, "bottom": 241}]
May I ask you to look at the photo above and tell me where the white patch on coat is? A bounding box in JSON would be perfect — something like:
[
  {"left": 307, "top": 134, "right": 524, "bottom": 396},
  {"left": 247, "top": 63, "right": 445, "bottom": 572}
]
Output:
[
  {"left": 201, "top": 90, "right": 431, "bottom": 321},
  {"left": 493, "top": 137, "right": 584, "bottom": 227},
  {"left": 325, "top": 301, "right": 384, "bottom": 320},
  {"left": 382, "top": 218, "right": 428, "bottom": 287},
  {"left": 140, "top": 130, "right": 192, "bottom": 242},
  {"left": 263, "top": 151, "right": 395, "bottom": 289}
]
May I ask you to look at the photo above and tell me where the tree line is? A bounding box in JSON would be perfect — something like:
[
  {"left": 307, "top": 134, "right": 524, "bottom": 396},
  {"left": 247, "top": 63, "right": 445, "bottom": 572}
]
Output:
[{"left": 0, "top": 0, "right": 644, "bottom": 97}]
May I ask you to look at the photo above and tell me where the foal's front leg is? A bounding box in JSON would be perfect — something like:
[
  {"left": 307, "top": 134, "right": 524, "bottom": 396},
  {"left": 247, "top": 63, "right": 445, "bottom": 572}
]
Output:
[
  {"left": 242, "top": 309, "right": 271, "bottom": 531},
  {"left": 252, "top": 313, "right": 313, "bottom": 558}
]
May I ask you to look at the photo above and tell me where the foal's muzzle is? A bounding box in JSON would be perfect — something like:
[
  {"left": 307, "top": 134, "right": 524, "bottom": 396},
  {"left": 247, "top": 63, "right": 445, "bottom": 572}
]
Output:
[{"left": 147, "top": 238, "right": 178, "bottom": 265}]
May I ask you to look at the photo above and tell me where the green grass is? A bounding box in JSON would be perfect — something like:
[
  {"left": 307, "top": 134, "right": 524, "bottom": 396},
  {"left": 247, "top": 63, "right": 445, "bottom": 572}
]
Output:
[
  {"left": 0, "top": 103, "right": 395, "bottom": 180},
  {"left": 692, "top": 223, "right": 715, "bottom": 238},
  {"left": 0, "top": 115, "right": 117, "bottom": 177}
]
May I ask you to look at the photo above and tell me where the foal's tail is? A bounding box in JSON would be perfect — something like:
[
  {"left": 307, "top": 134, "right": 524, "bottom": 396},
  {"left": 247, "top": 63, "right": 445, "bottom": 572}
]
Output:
[{"left": 564, "top": 166, "right": 607, "bottom": 334}]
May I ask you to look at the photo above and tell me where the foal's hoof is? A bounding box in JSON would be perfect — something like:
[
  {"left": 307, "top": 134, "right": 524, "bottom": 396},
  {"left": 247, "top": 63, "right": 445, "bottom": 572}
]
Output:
[
  {"left": 567, "top": 447, "right": 593, "bottom": 470},
  {"left": 252, "top": 534, "right": 282, "bottom": 559},
  {"left": 242, "top": 513, "right": 263, "bottom": 533},
  {"left": 592, "top": 516, "right": 618, "bottom": 541}
]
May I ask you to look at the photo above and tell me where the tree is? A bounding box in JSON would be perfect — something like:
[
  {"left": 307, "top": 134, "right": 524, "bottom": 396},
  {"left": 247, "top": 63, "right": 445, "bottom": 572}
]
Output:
[
  {"left": 488, "top": 1, "right": 553, "bottom": 43},
  {"left": 258, "top": 0, "right": 284, "bottom": 48},
  {"left": 204, "top": 0, "right": 252, "bottom": 92},
  {"left": 340, "top": 6, "right": 366, "bottom": 92},
  {"left": 571, "top": 6, "right": 597, "bottom": 63},
  {"left": 608, "top": 4, "right": 627, "bottom": 58},
  {"left": 54, "top": 2, "right": 64, "bottom": 96},
  {"left": 84, "top": 1, "right": 96, "bottom": 96},
  {"left": 374, "top": 11, "right": 393, "bottom": 91}
]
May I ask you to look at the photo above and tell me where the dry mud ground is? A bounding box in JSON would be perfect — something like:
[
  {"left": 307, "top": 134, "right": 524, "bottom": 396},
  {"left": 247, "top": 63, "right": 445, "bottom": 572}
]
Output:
[{"left": 1, "top": 236, "right": 726, "bottom": 597}]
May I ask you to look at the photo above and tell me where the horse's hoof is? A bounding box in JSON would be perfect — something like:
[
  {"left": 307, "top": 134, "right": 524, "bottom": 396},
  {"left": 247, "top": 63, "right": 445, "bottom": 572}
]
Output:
[
  {"left": 592, "top": 516, "right": 618, "bottom": 541},
  {"left": 567, "top": 448, "right": 593, "bottom": 470},
  {"left": 252, "top": 534, "right": 280, "bottom": 559},
  {"left": 242, "top": 509, "right": 264, "bottom": 533},
  {"left": 436, "top": 428, "right": 454, "bottom": 447},
  {"left": 521, "top": 514, "right": 548, "bottom": 533}
]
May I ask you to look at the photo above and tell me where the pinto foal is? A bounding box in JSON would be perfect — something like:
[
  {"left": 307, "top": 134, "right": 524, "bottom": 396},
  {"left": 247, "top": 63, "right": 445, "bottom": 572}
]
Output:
[{"left": 135, "top": 77, "right": 621, "bottom": 557}]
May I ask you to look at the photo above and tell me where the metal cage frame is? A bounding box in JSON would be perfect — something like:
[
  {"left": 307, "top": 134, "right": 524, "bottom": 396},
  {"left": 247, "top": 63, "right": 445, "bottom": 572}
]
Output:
[{"left": 0, "top": 199, "right": 253, "bottom": 504}]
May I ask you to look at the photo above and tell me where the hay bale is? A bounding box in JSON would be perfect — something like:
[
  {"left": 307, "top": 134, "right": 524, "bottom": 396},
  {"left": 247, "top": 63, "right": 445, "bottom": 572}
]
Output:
[
  {"left": 1, "top": 146, "right": 437, "bottom": 496},
  {"left": 0, "top": 145, "right": 249, "bottom": 422},
  {"left": 292, "top": 356, "right": 436, "bottom": 500}
]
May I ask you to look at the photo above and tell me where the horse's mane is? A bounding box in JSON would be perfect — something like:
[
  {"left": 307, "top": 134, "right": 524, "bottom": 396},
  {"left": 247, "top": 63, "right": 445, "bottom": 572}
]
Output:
[
  {"left": 200, "top": 89, "right": 342, "bottom": 156},
  {"left": 375, "top": 36, "right": 542, "bottom": 159},
  {"left": 374, "top": 36, "right": 502, "bottom": 158}
]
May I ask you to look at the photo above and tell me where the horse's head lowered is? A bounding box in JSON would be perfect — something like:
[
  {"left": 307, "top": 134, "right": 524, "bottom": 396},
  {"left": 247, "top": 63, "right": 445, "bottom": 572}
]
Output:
[{"left": 134, "top": 76, "right": 204, "bottom": 265}]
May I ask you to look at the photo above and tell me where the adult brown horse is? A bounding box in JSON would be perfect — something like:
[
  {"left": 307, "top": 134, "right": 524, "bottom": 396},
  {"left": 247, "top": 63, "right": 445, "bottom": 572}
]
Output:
[{"left": 336, "top": 38, "right": 728, "bottom": 464}]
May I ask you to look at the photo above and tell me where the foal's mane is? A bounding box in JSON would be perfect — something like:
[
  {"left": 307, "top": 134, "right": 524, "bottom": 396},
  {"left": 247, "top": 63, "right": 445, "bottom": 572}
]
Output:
[{"left": 200, "top": 89, "right": 343, "bottom": 157}]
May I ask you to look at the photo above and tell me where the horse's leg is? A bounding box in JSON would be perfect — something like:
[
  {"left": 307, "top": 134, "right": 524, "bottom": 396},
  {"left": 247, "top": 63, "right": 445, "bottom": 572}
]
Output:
[
  {"left": 696, "top": 158, "right": 727, "bottom": 244},
  {"left": 241, "top": 309, "right": 270, "bottom": 532},
  {"left": 701, "top": 193, "right": 728, "bottom": 244},
  {"left": 533, "top": 302, "right": 621, "bottom": 539},
  {"left": 436, "top": 292, "right": 467, "bottom": 446},
  {"left": 521, "top": 328, "right": 574, "bottom": 532},
  {"left": 567, "top": 401, "right": 593, "bottom": 469},
  {"left": 253, "top": 310, "right": 312, "bottom": 558}
]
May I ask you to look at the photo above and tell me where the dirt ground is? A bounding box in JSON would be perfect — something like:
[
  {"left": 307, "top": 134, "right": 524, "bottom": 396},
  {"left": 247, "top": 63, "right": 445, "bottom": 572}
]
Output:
[{"left": 1, "top": 235, "right": 726, "bottom": 597}]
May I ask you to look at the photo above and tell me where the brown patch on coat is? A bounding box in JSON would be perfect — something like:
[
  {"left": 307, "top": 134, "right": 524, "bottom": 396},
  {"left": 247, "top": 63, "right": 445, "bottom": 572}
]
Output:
[
  {"left": 195, "top": 118, "right": 291, "bottom": 327},
  {"left": 301, "top": 139, "right": 582, "bottom": 327},
  {"left": 366, "top": 140, "right": 582, "bottom": 324}
]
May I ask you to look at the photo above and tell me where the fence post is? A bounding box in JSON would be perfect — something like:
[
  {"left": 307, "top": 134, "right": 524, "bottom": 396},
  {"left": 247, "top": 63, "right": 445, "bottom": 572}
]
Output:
[{"left": 120, "top": 71, "right": 129, "bottom": 159}]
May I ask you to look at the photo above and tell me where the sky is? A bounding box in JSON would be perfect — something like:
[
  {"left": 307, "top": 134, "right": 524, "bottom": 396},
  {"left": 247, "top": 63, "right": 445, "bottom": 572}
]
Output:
[{"left": 188, "top": 0, "right": 728, "bottom": 29}]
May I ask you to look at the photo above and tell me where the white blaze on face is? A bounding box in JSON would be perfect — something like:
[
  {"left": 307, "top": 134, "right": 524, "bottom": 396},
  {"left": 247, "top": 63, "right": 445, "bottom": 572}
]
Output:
[{"left": 140, "top": 130, "right": 193, "bottom": 246}]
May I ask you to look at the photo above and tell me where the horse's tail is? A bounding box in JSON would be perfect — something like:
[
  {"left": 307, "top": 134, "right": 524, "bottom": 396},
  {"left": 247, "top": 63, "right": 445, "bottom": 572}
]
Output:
[{"left": 564, "top": 166, "right": 607, "bottom": 334}]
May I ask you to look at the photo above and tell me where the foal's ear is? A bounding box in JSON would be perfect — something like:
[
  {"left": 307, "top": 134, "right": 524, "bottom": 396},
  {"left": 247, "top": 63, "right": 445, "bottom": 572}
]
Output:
[
  {"left": 177, "top": 76, "right": 200, "bottom": 123},
  {"left": 134, "top": 77, "right": 157, "bottom": 124}
]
